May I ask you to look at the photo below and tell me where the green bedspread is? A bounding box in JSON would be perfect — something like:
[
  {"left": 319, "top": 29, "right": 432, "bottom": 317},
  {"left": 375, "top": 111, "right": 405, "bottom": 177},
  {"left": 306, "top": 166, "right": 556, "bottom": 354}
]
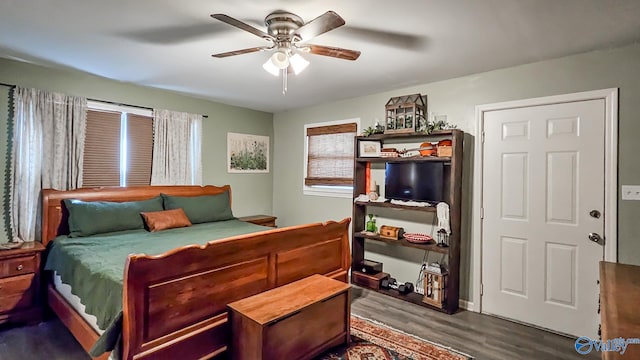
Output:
[{"left": 44, "top": 219, "right": 267, "bottom": 357}]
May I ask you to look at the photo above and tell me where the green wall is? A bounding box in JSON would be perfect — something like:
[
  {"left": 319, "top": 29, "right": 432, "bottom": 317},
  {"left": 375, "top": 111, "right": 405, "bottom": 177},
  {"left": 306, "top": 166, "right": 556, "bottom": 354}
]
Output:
[
  {"left": 0, "top": 58, "right": 274, "bottom": 242},
  {"left": 273, "top": 43, "right": 640, "bottom": 306},
  {"left": 4, "top": 43, "right": 640, "bottom": 306}
]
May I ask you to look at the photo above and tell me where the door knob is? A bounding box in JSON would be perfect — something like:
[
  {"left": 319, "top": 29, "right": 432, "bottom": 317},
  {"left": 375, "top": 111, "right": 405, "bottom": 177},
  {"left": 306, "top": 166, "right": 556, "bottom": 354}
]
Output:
[{"left": 588, "top": 233, "right": 603, "bottom": 243}]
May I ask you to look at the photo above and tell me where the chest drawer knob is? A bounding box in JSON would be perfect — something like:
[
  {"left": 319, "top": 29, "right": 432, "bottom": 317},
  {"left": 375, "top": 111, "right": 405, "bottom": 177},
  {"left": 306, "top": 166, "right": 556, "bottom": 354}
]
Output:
[{"left": 16, "top": 264, "right": 24, "bottom": 271}]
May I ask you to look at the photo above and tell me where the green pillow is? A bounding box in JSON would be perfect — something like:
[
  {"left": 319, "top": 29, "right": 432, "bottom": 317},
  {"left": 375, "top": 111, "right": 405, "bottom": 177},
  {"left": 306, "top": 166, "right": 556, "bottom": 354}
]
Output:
[
  {"left": 161, "top": 192, "right": 234, "bottom": 224},
  {"left": 64, "top": 197, "right": 164, "bottom": 237}
]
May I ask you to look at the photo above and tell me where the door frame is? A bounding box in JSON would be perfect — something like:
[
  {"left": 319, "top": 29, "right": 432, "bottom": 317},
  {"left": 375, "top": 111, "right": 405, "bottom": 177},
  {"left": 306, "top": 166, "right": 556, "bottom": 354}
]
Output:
[{"left": 472, "top": 88, "right": 618, "bottom": 313}]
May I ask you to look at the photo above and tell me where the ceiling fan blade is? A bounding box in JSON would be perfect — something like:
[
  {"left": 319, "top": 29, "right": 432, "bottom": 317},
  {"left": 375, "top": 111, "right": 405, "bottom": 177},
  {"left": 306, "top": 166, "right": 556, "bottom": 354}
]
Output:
[
  {"left": 119, "top": 23, "right": 232, "bottom": 44},
  {"left": 305, "top": 44, "right": 361, "bottom": 61},
  {"left": 295, "top": 11, "right": 345, "bottom": 42},
  {"left": 212, "top": 46, "right": 270, "bottom": 58},
  {"left": 211, "top": 14, "right": 273, "bottom": 40},
  {"left": 342, "top": 26, "right": 428, "bottom": 50}
]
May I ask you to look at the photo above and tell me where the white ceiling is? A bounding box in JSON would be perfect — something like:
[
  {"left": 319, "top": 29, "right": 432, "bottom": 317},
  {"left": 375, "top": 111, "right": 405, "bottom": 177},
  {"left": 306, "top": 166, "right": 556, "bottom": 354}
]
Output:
[{"left": 1, "top": 0, "right": 639, "bottom": 113}]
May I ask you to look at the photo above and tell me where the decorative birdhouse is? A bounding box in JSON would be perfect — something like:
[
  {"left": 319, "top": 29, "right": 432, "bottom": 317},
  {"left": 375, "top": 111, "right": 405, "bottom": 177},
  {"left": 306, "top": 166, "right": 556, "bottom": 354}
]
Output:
[{"left": 384, "top": 94, "right": 427, "bottom": 134}]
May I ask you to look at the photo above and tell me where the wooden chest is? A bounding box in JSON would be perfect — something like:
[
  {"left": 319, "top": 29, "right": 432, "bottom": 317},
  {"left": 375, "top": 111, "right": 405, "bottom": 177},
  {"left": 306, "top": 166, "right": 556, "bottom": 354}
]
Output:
[{"left": 228, "top": 274, "right": 351, "bottom": 360}]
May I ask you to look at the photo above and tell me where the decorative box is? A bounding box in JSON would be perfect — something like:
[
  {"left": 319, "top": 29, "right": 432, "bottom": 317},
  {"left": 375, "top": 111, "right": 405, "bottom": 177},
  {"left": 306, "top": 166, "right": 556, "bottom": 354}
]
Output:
[
  {"left": 379, "top": 148, "right": 399, "bottom": 158},
  {"left": 357, "top": 259, "right": 383, "bottom": 274},
  {"left": 379, "top": 225, "right": 404, "bottom": 240},
  {"left": 436, "top": 146, "right": 452, "bottom": 157},
  {"left": 436, "top": 139, "right": 453, "bottom": 157},
  {"left": 352, "top": 271, "right": 390, "bottom": 290}
]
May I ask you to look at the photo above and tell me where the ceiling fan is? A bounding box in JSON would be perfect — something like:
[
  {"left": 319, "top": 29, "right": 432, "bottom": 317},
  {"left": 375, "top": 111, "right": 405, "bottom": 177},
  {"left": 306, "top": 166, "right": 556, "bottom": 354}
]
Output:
[{"left": 210, "top": 10, "right": 361, "bottom": 93}]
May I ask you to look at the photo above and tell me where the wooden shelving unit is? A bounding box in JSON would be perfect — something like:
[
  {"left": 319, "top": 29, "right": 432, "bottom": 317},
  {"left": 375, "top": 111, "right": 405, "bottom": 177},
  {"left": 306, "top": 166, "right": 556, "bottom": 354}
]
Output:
[
  {"left": 358, "top": 130, "right": 454, "bottom": 141},
  {"left": 368, "top": 282, "right": 431, "bottom": 307},
  {"left": 354, "top": 201, "right": 438, "bottom": 212},
  {"left": 351, "top": 129, "right": 463, "bottom": 314},
  {"left": 356, "top": 156, "right": 452, "bottom": 164},
  {"left": 353, "top": 232, "right": 449, "bottom": 254}
]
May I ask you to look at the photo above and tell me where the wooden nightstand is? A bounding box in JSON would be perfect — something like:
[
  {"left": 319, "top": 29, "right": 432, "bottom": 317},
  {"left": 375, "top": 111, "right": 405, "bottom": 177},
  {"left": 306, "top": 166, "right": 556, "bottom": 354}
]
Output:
[
  {"left": 238, "top": 215, "right": 277, "bottom": 228},
  {"left": 0, "top": 241, "right": 45, "bottom": 326}
]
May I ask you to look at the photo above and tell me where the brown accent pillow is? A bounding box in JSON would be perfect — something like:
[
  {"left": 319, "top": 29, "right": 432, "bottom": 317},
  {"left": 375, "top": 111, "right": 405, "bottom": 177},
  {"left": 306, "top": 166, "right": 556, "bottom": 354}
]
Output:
[{"left": 141, "top": 208, "right": 192, "bottom": 232}]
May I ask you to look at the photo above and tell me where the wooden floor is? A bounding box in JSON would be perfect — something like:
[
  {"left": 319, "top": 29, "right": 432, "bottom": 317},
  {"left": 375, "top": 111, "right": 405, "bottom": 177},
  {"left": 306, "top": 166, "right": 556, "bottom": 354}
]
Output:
[
  {"left": 352, "top": 287, "right": 599, "bottom": 360},
  {"left": 0, "top": 286, "right": 599, "bottom": 360}
]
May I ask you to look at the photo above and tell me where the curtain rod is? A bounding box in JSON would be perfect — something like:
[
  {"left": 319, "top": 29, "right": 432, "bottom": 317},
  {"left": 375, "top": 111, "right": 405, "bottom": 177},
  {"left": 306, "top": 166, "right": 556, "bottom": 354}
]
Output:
[
  {"left": 0, "top": 82, "right": 208, "bottom": 118},
  {"left": 88, "top": 98, "right": 209, "bottom": 118}
]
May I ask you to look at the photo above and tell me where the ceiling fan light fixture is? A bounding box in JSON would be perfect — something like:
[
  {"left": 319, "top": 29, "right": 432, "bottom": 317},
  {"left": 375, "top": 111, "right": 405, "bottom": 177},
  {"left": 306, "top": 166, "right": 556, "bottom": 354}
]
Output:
[
  {"left": 270, "top": 49, "right": 290, "bottom": 69},
  {"left": 262, "top": 58, "right": 280, "bottom": 76},
  {"left": 211, "top": 10, "right": 361, "bottom": 94},
  {"left": 289, "top": 53, "right": 309, "bottom": 75}
]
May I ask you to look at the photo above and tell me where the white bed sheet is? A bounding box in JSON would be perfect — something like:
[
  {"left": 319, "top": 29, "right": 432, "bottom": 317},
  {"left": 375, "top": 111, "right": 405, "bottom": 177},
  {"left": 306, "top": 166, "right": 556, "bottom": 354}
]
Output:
[{"left": 53, "top": 271, "right": 105, "bottom": 334}]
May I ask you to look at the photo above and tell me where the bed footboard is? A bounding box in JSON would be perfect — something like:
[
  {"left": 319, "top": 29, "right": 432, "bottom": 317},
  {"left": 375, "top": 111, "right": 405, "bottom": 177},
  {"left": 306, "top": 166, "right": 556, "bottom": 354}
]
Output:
[{"left": 121, "top": 218, "right": 351, "bottom": 360}]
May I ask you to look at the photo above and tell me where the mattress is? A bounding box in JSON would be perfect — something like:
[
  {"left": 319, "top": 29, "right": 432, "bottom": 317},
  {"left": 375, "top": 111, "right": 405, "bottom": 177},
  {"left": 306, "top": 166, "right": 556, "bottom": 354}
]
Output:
[
  {"left": 53, "top": 271, "right": 103, "bottom": 334},
  {"left": 54, "top": 272, "right": 117, "bottom": 360}
]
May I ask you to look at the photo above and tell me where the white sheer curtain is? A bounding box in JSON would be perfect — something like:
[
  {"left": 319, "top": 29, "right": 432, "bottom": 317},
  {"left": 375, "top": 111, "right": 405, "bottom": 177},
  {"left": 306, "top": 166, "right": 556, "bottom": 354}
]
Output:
[
  {"left": 151, "top": 109, "right": 202, "bottom": 185},
  {"left": 10, "top": 87, "right": 87, "bottom": 242}
]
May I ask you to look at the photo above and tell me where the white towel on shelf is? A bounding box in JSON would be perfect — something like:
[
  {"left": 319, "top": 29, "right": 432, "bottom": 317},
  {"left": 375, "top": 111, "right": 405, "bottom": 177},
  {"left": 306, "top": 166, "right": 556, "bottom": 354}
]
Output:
[
  {"left": 389, "top": 199, "right": 432, "bottom": 207},
  {"left": 437, "top": 202, "right": 451, "bottom": 234}
]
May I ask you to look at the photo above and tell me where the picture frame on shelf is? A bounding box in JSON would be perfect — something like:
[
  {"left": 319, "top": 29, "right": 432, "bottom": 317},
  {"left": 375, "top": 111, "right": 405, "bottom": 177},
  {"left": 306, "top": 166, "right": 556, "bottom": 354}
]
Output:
[{"left": 359, "top": 140, "right": 381, "bottom": 157}]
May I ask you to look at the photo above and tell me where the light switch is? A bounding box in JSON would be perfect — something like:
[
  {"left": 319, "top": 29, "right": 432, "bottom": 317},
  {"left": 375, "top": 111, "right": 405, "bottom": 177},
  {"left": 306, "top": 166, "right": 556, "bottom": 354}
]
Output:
[{"left": 621, "top": 185, "right": 640, "bottom": 200}]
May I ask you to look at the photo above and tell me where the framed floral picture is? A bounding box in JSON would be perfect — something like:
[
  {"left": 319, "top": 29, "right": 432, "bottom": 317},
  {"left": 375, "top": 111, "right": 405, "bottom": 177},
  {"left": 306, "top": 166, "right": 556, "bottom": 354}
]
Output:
[
  {"left": 227, "top": 132, "right": 269, "bottom": 173},
  {"left": 359, "top": 140, "right": 381, "bottom": 157}
]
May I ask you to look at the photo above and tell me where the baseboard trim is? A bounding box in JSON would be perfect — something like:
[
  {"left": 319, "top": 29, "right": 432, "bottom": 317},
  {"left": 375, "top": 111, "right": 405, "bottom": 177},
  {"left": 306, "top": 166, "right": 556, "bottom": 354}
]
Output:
[{"left": 458, "top": 299, "right": 476, "bottom": 312}]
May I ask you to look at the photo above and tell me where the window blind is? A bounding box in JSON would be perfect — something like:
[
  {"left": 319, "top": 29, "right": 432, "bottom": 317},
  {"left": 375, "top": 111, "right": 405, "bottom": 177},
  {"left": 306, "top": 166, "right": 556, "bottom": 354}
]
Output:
[
  {"left": 82, "top": 110, "right": 121, "bottom": 187},
  {"left": 305, "top": 122, "right": 357, "bottom": 186},
  {"left": 126, "top": 114, "right": 153, "bottom": 186}
]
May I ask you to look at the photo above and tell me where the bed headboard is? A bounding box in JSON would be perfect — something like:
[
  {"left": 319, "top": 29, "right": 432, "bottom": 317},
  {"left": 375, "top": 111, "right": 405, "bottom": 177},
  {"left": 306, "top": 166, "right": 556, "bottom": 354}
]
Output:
[{"left": 41, "top": 185, "right": 232, "bottom": 247}]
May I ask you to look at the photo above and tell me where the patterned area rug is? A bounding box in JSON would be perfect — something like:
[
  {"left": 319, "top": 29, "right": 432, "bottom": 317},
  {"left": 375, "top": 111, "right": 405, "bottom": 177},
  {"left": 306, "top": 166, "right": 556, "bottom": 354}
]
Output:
[{"left": 318, "top": 315, "right": 472, "bottom": 360}]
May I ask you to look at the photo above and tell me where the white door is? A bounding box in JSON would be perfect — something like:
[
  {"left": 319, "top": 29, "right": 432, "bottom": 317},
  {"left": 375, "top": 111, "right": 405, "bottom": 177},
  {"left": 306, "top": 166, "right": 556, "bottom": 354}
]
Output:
[{"left": 482, "top": 99, "right": 605, "bottom": 338}]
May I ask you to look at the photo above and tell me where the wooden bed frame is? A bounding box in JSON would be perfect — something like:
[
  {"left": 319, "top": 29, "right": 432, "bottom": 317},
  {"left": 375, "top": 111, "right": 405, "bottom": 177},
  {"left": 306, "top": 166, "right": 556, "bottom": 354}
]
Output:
[{"left": 41, "top": 185, "right": 351, "bottom": 360}]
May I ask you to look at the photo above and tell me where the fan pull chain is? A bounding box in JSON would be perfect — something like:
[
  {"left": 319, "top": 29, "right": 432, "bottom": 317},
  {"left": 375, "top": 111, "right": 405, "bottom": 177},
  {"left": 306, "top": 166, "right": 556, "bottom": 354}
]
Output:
[{"left": 281, "top": 68, "right": 288, "bottom": 95}]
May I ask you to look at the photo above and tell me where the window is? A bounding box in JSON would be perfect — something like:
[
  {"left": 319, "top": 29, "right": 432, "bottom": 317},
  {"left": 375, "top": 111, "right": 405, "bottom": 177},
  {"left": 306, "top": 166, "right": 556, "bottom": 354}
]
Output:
[
  {"left": 82, "top": 102, "right": 153, "bottom": 187},
  {"left": 303, "top": 119, "right": 359, "bottom": 197}
]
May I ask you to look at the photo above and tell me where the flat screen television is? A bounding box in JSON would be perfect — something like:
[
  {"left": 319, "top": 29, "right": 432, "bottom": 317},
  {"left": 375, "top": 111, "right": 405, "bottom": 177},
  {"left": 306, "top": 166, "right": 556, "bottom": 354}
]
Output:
[{"left": 385, "top": 162, "right": 447, "bottom": 203}]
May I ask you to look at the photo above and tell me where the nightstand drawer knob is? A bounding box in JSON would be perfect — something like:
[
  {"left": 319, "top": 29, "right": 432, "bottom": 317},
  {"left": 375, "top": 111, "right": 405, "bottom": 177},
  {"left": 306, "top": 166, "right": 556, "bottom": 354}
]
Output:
[{"left": 16, "top": 264, "right": 24, "bottom": 271}]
